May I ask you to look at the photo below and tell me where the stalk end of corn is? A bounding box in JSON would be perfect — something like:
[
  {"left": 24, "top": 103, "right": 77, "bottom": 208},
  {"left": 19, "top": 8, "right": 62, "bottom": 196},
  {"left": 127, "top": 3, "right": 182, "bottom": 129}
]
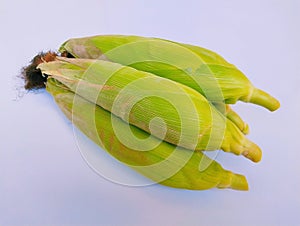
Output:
[
  {"left": 248, "top": 88, "right": 280, "bottom": 112},
  {"left": 223, "top": 121, "right": 261, "bottom": 162},
  {"left": 241, "top": 139, "right": 262, "bottom": 163},
  {"left": 225, "top": 106, "right": 250, "bottom": 135},
  {"left": 229, "top": 173, "right": 249, "bottom": 191},
  {"left": 217, "top": 172, "right": 248, "bottom": 191}
]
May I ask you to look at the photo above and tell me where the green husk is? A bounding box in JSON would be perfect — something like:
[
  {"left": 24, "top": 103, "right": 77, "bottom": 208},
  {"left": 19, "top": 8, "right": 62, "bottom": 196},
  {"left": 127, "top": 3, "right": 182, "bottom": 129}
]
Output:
[
  {"left": 59, "top": 35, "right": 280, "bottom": 112},
  {"left": 38, "top": 57, "right": 262, "bottom": 162},
  {"left": 46, "top": 78, "right": 248, "bottom": 190}
]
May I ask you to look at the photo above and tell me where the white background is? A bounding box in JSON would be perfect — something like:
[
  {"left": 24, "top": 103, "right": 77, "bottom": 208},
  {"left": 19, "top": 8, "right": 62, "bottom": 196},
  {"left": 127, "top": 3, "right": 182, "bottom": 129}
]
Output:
[{"left": 1, "top": 0, "right": 300, "bottom": 225}]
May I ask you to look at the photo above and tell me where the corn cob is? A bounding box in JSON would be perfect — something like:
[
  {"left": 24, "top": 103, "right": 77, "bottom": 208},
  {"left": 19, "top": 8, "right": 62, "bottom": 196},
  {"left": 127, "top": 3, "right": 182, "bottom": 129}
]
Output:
[
  {"left": 59, "top": 35, "right": 280, "bottom": 112},
  {"left": 46, "top": 77, "right": 248, "bottom": 190},
  {"left": 37, "top": 57, "right": 261, "bottom": 162}
]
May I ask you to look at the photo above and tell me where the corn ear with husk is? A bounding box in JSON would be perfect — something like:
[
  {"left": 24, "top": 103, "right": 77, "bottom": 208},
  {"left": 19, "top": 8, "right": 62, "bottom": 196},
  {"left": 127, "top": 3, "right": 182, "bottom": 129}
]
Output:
[
  {"left": 46, "top": 78, "right": 248, "bottom": 190},
  {"left": 59, "top": 35, "right": 280, "bottom": 112},
  {"left": 37, "top": 57, "right": 261, "bottom": 162}
]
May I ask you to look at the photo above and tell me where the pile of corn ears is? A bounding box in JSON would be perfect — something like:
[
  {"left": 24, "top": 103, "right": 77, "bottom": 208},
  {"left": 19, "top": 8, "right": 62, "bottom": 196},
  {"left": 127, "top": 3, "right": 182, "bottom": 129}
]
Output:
[{"left": 23, "top": 35, "right": 280, "bottom": 191}]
